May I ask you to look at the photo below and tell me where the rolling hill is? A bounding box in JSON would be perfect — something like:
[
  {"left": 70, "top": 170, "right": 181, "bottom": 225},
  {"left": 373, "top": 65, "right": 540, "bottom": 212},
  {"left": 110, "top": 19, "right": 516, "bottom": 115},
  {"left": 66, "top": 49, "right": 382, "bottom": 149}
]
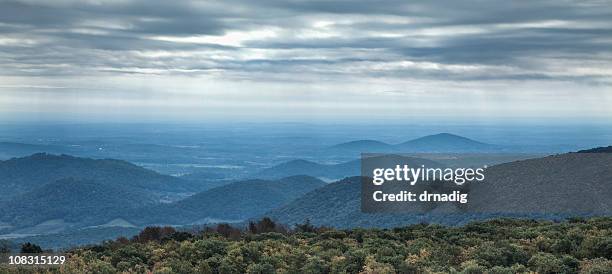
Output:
[
  {"left": 266, "top": 150, "right": 612, "bottom": 228},
  {"left": 0, "top": 153, "right": 201, "bottom": 202},
  {"left": 131, "top": 175, "right": 327, "bottom": 225},
  {"left": 265, "top": 177, "right": 363, "bottom": 227},
  {"left": 0, "top": 178, "right": 155, "bottom": 228},
  {"left": 395, "top": 133, "right": 495, "bottom": 152},
  {"left": 468, "top": 152, "right": 612, "bottom": 214},
  {"left": 256, "top": 159, "right": 359, "bottom": 180},
  {"left": 264, "top": 177, "right": 455, "bottom": 228},
  {"left": 256, "top": 155, "right": 443, "bottom": 180},
  {"left": 329, "top": 133, "right": 497, "bottom": 154}
]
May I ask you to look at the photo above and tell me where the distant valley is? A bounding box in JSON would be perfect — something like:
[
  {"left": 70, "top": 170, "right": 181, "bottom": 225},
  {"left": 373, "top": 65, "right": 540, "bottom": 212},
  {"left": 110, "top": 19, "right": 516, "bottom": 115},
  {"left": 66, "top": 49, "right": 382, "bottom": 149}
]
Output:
[{"left": 0, "top": 131, "right": 610, "bottom": 250}]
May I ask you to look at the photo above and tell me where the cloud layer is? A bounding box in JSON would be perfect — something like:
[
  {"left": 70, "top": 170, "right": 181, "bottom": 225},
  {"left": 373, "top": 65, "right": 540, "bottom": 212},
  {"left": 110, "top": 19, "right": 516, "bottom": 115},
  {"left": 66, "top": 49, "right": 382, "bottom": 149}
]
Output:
[{"left": 1, "top": 0, "right": 611, "bottom": 122}]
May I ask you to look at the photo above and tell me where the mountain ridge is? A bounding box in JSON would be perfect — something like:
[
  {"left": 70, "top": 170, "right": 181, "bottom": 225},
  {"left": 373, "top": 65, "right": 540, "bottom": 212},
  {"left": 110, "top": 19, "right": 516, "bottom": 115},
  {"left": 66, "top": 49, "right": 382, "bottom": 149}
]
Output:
[
  {"left": 577, "top": 146, "right": 612, "bottom": 153},
  {"left": 330, "top": 133, "right": 495, "bottom": 153},
  {"left": 266, "top": 150, "right": 612, "bottom": 228},
  {"left": 0, "top": 153, "right": 201, "bottom": 202},
  {"left": 0, "top": 178, "right": 156, "bottom": 228},
  {"left": 256, "top": 155, "right": 443, "bottom": 180},
  {"left": 130, "top": 175, "right": 327, "bottom": 225}
]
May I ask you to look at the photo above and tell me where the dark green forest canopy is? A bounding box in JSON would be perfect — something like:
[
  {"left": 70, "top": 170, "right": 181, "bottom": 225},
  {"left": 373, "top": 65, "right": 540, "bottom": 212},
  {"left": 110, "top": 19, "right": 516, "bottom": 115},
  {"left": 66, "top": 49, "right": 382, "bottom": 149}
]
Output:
[{"left": 3, "top": 217, "right": 611, "bottom": 273}]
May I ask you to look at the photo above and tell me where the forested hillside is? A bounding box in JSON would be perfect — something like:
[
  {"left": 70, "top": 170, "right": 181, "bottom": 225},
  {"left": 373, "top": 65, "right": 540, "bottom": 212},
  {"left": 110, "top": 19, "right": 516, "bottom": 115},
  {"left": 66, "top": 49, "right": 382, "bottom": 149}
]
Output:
[
  {"left": 0, "top": 178, "right": 155, "bottom": 228},
  {"left": 0, "top": 153, "right": 201, "bottom": 202},
  {"left": 2, "top": 217, "right": 610, "bottom": 273},
  {"left": 129, "top": 175, "right": 326, "bottom": 225}
]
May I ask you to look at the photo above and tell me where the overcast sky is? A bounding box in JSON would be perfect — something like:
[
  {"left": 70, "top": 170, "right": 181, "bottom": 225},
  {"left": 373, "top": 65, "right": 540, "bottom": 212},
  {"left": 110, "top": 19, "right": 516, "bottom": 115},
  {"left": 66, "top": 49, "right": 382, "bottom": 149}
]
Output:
[{"left": 1, "top": 0, "right": 611, "bottom": 123}]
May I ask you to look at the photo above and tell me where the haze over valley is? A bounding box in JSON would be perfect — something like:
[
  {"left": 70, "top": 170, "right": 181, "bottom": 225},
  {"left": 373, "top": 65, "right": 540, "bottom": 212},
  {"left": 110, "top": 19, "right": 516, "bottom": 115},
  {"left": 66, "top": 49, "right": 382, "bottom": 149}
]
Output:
[{"left": 1, "top": 123, "right": 611, "bottom": 250}]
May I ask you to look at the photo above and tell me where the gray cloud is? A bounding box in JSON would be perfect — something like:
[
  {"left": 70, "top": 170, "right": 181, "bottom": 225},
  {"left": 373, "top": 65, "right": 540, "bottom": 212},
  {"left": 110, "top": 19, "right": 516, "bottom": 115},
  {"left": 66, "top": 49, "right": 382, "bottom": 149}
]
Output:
[
  {"left": 1, "top": 0, "right": 611, "bottom": 122},
  {"left": 1, "top": 0, "right": 610, "bottom": 81}
]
